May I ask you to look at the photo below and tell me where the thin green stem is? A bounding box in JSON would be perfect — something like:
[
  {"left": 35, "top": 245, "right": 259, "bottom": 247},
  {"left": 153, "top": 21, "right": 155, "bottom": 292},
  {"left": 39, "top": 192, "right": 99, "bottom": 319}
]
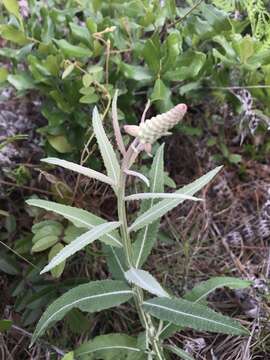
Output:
[
  {"left": 117, "top": 142, "right": 165, "bottom": 359},
  {"left": 117, "top": 169, "right": 133, "bottom": 268}
]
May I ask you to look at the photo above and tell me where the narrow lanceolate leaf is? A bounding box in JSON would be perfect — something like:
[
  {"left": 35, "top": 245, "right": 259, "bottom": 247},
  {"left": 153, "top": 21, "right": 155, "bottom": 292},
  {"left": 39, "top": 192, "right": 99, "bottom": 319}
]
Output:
[
  {"left": 26, "top": 199, "right": 121, "bottom": 246},
  {"left": 42, "top": 158, "right": 115, "bottom": 186},
  {"left": 143, "top": 297, "right": 249, "bottom": 336},
  {"left": 112, "top": 90, "right": 126, "bottom": 156},
  {"left": 125, "top": 193, "right": 202, "bottom": 201},
  {"left": 129, "top": 166, "right": 223, "bottom": 232},
  {"left": 41, "top": 222, "right": 121, "bottom": 274},
  {"left": 164, "top": 345, "right": 195, "bottom": 360},
  {"left": 160, "top": 278, "right": 252, "bottom": 340},
  {"left": 31, "top": 280, "right": 133, "bottom": 345},
  {"left": 125, "top": 170, "right": 150, "bottom": 187},
  {"left": 132, "top": 144, "right": 164, "bottom": 268},
  {"left": 184, "top": 277, "right": 252, "bottom": 303},
  {"left": 125, "top": 268, "right": 170, "bottom": 298},
  {"left": 92, "top": 107, "right": 120, "bottom": 191},
  {"left": 75, "top": 333, "right": 142, "bottom": 359}
]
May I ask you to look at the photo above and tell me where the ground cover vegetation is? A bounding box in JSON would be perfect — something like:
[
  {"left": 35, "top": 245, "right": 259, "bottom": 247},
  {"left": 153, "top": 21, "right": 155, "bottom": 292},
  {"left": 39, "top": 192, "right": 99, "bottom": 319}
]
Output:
[{"left": 1, "top": 0, "right": 270, "bottom": 359}]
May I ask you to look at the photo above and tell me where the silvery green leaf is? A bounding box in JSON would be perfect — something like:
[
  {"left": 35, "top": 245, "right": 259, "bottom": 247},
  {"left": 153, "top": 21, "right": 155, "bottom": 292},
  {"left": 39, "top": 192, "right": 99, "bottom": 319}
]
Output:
[
  {"left": 92, "top": 107, "right": 120, "bottom": 192},
  {"left": 160, "top": 277, "right": 251, "bottom": 340},
  {"left": 164, "top": 345, "right": 195, "bottom": 360},
  {"left": 26, "top": 199, "right": 121, "bottom": 247},
  {"left": 42, "top": 157, "right": 115, "bottom": 186},
  {"left": 143, "top": 297, "right": 249, "bottom": 336},
  {"left": 129, "top": 166, "right": 223, "bottom": 232},
  {"left": 112, "top": 89, "right": 126, "bottom": 156},
  {"left": 74, "top": 333, "right": 143, "bottom": 359},
  {"left": 124, "top": 169, "right": 150, "bottom": 187},
  {"left": 31, "top": 280, "right": 133, "bottom": 345},
  {"left": 184, "top": 277, "right": 252, "bottom": 303},
  {"left": 41, "top": 222, "right": 121, "bottom": 274},
  {"left": 125, "top": 193, "right": 202, "bottom": 201},
  {"left": 132, "top": 144, "right": 165, "bottom": 268},
  {"left": 125, "top": 268, "right": 170, "bottom": 298}
]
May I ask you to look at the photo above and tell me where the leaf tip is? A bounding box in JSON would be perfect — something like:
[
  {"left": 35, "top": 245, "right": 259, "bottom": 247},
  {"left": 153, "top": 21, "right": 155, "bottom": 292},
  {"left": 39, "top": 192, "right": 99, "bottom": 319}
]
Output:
[{"left": 40, "top": 266, "right": 48, "bottom": 275}]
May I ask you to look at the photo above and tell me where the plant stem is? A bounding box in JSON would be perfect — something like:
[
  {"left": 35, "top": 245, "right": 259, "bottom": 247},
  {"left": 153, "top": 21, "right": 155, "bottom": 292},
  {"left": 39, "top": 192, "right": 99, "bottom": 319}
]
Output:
[{"left": 117, "top": 144, "right": 165, "bottom": 360}]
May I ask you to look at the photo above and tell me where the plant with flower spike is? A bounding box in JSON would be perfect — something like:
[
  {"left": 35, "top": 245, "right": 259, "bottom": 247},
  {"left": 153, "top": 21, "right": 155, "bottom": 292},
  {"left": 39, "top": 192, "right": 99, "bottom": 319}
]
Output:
[
  {"left": 26, "top": 92, "right": 251, "bottom": 360},
  {"left": 124, "top": 103, "right": 187, "bottom": 155}
]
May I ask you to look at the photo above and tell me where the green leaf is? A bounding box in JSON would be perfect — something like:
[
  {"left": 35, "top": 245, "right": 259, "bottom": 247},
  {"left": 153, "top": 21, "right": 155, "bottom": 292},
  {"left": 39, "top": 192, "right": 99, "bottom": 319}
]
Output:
[
  {"left": 0, "top": 254, "right": 19, "bottom": 275},
  {"left": 0, "top": 68, "right": 8, "bottom": 83},
  {"left": 62, "top": 63, "right": 75, "bottom": 79},
  {"left": 121, "top": 63, "right": 152, "bottom": 81},
  {"left": 112, "top": 89, "right": 126, "bottom": 156},
  {"left": 142, "top": 36, "right": 161, "bottom": 74},
  {"left": 228, "top": 153, "right": 242, "bottom": 164},
  {"left": 32, "top": 221, "right": 63, "bottom": 243},
  {"left": 162, "top": 30, "right": 182, "bottom": 71},
  {"left": 49, "top": 90, "right": 73, "bottom": 113},
  {"left": 143, "top": 297, "right": 249, "bottom": 336},
  {"left": 165, "top": 52, "right": 206, "bottom": 81},
  {"left": 164, "top": 345, "right": 195, "bottom": 360},
  {"left": 32, "top": 220, "right": 62, "bottom": 234},
  {"left": 48, "top": 243, "right": 66, "bottom": 278},
  {"left": 151, "top": 78, "right": 169, "bottom": 102},
  {"left": 161, "top": 276, "right": 252, "bottom": 339},
  {"left": 42, "top": 157, "right": 116, "bottom": 186},
  {"left": 31, "top": 235, "right": 59, "bottom": 252},
  {"left": 47, "top": 135, "right": 73, "bottom": 153},
  {"left": 129, "top": 166, "right": 222, "bottom": 232},
  {"left": 26, "top": 199, "right": 121, "bottom": 246},
  {"left": 132, "top": 144, "right": 165, "bottom": 267},
  {"left": 82, "top": 74, "right": 93, "bottom": 87},
  {"left": 61, "top": 352, "right": 74, "bottom": 360},
  {"left": 54, "top": 39, "right": 92, "bottom": 58},
  {"left": 31, "top": 280, "right": 133, "bottom": 344},
  {"left": 80, "top": 93, "right": 99, "bottom": 104},
  {"left": 7, "top": 74, "right": 35, "bottom": 91},
  {"left": 200, "top": 3, "right": 231, "bottom": 32},
  {"left": 125, "top": 193, "right": 202, "bottom": 201},
  {"left": 92, "top": 107, "right": 120, "bottom": 191},
  {"left": 69, "top": 22, "right": 90, "bottom": 44},
  {"left": 0, "top": 320, "right": 12, "bottom": 333},
  {"left": 2, "top": 0, "right": 20, "bottom": 19},
  {"left": 0, "top": 25, "right": 28, "bottom": 45},
  {"left": 74, "top": 333, "right": 143, "bottom": 359},
  {"left": 125, "top": 170, "right": 150, "bottom": 187},
  {"left": 63, "top": 224, "right": 85, "bottom": 244},
  {"left": 125, "top": 268, "right": 170, "bottom": 298},
  {"left": 40, "top": 221, "right": 121, "bottom": 274},
  {"left": 86, "top": 18, "right": 97, "bottom": 33},
  {"left": 184, "top": 277, "right": 252, "bottom": 303},
  {"left": 234, "top": 35, "right": 255, "bottom": 64}
]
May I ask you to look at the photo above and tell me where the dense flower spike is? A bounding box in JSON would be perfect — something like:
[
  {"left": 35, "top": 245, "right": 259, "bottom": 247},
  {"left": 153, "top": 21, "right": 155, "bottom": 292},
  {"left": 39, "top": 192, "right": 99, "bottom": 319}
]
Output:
[{"left": 124, "top": 104, "right": 187, "bottom": 154}]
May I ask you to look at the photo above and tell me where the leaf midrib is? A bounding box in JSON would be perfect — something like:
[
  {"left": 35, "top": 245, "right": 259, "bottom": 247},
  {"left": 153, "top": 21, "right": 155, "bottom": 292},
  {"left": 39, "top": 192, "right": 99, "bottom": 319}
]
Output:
[
  {"left": 36, "top": 290, "right": 133, "bottom": 339},
  {"left": 77, "top": 345, "right": 141, "bottom": 356},
  {"left": 28, "top": 201, "right": 121, "bottom": 245},
  {"left": 144, "top": 301, "right": 242, "bottom": 332}
]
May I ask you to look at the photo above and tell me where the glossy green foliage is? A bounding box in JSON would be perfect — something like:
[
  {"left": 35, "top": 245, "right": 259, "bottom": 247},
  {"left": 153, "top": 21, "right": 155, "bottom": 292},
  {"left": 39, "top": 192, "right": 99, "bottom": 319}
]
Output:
[{"left": 1, "top": 0, "right": 269, "bottom": 161}]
